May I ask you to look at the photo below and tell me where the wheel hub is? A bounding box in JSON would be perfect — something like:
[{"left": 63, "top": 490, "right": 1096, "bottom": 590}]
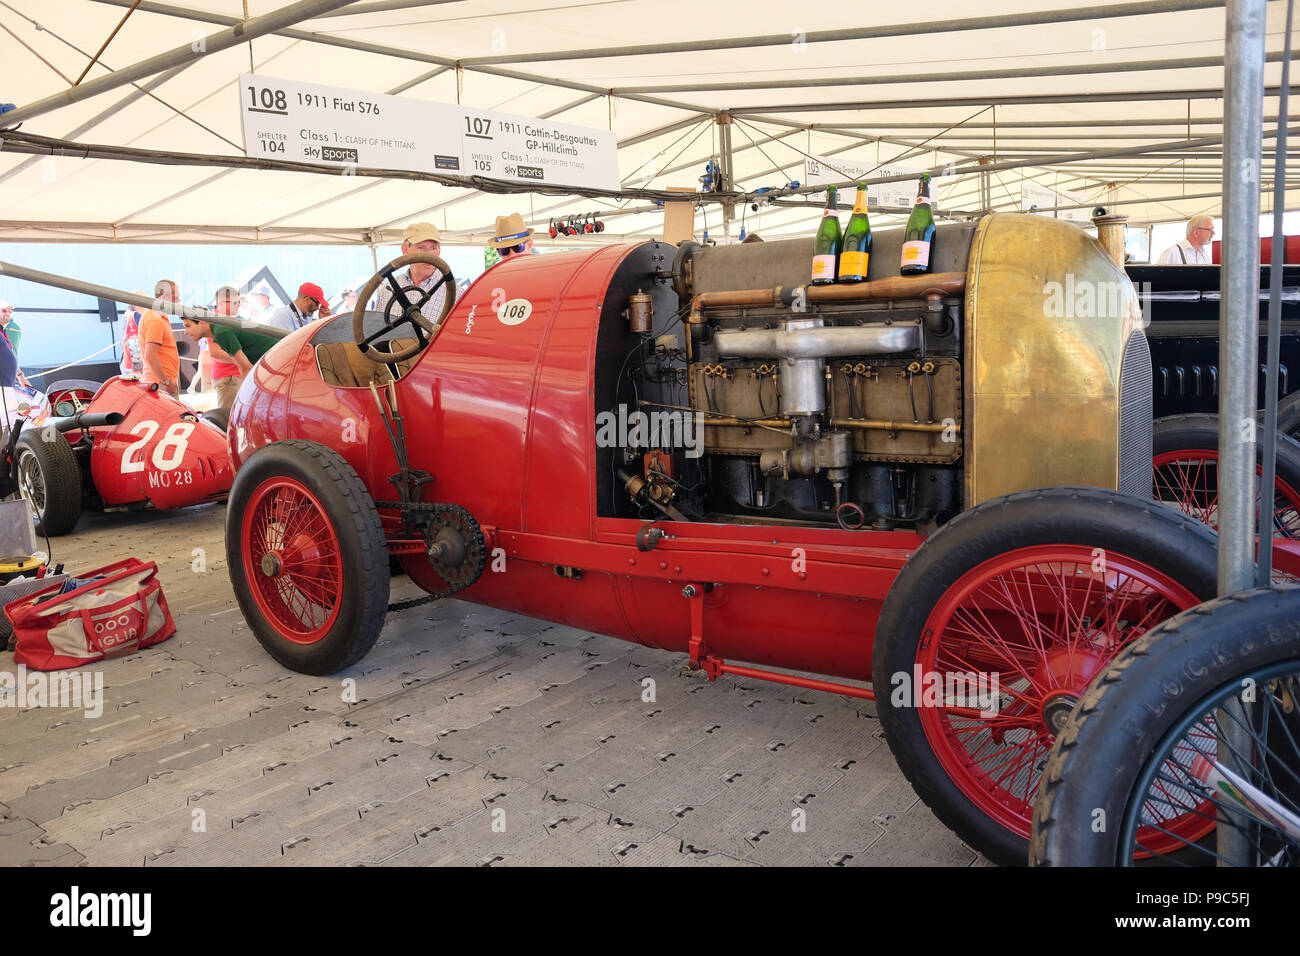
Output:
[
  {"left": 1041, "top": 644, "right": 1106, "bottom": 690},
  {"left": 1041, "top": 690, "right": 1080, "bottom": 733},
  {"left": 260, "top": 552, "right": 282, "bottom": 577}
]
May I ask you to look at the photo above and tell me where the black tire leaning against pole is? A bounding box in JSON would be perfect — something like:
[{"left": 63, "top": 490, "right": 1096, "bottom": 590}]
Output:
[
  {"left": 226, "top": 439, "right": 390, "bottom": 675},
  {"left": 15, "top": 428, "right": 82, "bottom": 536},
  {"left": 1031, "top": 587, "right": 1300, "bottom": 866},
  {"left": 872, "top": 486, "right": 1220, "bottom": 867}
]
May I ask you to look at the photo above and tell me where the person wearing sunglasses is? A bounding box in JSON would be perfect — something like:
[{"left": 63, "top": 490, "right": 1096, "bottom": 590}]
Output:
[
  {"left": 1156, "top": 216, "right": 1216, "bottom": 265},
  {"left": 264, "top": 281, "right": 332, "bottom": 332},
  {"left": 488, "top": 212, "right": 536, "bottom": 263}
]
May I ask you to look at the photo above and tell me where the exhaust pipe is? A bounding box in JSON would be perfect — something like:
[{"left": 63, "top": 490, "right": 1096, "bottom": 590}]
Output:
[{"left": 52, "top": 411, "right": 124, "bottom": 433}]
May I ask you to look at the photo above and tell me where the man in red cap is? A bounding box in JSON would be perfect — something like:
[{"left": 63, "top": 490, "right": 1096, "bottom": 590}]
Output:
[{"left": 264, "top": 282, "right": 331, "bottom": 332}]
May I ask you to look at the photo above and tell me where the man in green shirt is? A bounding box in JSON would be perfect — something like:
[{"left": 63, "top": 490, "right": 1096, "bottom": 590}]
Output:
[{"left": 181, "top": 315, "right": 279, "bottom": 378}]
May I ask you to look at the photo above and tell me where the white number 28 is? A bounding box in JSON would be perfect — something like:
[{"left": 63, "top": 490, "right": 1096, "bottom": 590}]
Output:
[{"left": 121, "top": 421, "right": 195, "bottom": 473}]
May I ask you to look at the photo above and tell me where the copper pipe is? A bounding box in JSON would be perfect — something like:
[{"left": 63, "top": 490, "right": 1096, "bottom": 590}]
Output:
[
  {"left": 832, "top": 418, "right": 956, "bottom": 434},
  {"left": 807, "top": 272, "right": 964, "bottom": 302},
  {"left": 704, "top": 415, "right": 958, "bottom": 434},
  {"left": 689, "top": 271, "right": 965, "bottom": 322}
]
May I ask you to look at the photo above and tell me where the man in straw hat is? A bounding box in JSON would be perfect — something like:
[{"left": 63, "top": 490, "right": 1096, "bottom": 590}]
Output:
[{"left": 376, "top": 222, "right": 452, "bottom": 328}]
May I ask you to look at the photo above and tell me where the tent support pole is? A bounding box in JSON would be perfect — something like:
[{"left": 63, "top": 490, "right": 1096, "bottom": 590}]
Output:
[
  {"left": 1, "top": 0, "right": 361, "bottom": 127},
  {"left": 1217, "top": 0, "right": 1267, "bottom": 868}
]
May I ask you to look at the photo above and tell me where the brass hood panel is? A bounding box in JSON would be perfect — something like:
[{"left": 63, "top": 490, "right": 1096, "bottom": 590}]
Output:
[{"left": 964, "top": 213, "right": 1145, "bottom": 506}]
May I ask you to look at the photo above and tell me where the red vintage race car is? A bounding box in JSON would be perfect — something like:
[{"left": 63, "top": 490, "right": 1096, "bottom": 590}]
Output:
[
  {"left": 11, "top": 376, "right": 232, "bottom": 536},
  {"left": 225, "top": 214, "right": 1232, "bottom": 865}
]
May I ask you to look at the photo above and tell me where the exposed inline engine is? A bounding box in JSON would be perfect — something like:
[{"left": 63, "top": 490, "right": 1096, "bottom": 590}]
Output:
[{"left": 594, "top": 215, "right": 1151, "bottom": 534}]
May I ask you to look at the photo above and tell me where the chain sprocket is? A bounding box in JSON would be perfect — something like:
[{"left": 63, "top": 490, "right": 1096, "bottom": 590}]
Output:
[{"left": 378, "top": 501, "right": 486, "bottom": 610}]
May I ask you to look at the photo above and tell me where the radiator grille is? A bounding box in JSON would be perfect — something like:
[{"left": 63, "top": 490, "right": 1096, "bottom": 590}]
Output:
[{"left": 1119, "top": 329, "right": 1154, "bottom": 498}]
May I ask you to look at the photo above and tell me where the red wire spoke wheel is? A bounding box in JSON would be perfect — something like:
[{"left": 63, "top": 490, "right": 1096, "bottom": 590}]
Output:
[
  {"left": 918, "top": 547, "right": 1199, "bottom": 847},
  {"left": 1152, "top": 413, "right": 1300, "bottom": 540},
  {"left": 1153, "top": 449, "right": 1300, "bottom": 538},
  {"left": 226, "top": 440, "right": 390, "bottom": 675},
  {"left": 874, "top": 487, "right": 1220, "bottom": 866},
  {"left": 241, "top": 478, "right": 343, "bottom": 644}
]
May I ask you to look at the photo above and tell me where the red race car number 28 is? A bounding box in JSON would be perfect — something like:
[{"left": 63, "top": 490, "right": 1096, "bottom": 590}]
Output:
[{"left": 121, "top": 421, "right": 196, "bottom": 473}]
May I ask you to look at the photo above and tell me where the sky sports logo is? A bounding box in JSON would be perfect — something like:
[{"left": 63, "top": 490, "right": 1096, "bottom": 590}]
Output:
[
  {"left": 321, "top": 146, "right": 359, "bottom": 163},
  {"left": 516, "top": 165, "right": 544, "bottom": 180},
  {"left": 50, "top": 886, "right": 151, "bottom": 936}
]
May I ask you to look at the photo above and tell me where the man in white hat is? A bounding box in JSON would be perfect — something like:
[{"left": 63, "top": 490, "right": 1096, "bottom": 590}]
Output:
[{"left": 376, "top": 222, "right": 453, "bottom": 328}]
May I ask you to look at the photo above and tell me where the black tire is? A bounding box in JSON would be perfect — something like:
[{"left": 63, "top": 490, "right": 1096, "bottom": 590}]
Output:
[
  {"left": 225, "top": 439, "right": 389, "bottom": 675},
  {"left": 1154, "top": 412, "right": 1300, "bottom": 537},
  {"left": 15, "top": 428, "right": 83, "bottom": 536},
  {"left": 201, "top": 406, "right": 230, "bottom": 432},
  {"left": 1031, "top": 587, "right": 1300, "bottom": 866},
  {"left": 872, "top": 486, "right": 1220, "bottom": 866}
]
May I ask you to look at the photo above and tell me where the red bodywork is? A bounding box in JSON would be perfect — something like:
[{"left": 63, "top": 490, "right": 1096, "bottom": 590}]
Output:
[
  {"left": 51, "top": 377, "right": 232, "bottom": 509},
  {"left": 229, "top": 244, "right": 917, "bottom": 689}
]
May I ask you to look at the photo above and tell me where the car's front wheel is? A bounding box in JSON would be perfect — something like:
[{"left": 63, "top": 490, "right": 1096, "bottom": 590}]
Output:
[
  {"left": 226, "top": 439, "right": 389, "bottom": 674},
  {"left": 15, "top": 429, "right": 82, "bottom": 536}
]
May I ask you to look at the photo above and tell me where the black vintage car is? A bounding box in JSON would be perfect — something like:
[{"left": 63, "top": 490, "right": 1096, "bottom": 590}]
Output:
[
  {"left": 1130, "top": 263, "right": 1300, "bottom": 422},
  {"left": 1131, "top": 262, "right": 1300, "bottom": 534}
]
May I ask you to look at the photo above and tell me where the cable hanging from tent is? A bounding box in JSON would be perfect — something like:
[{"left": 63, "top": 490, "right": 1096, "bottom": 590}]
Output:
[{"left": 74, "top": 0, "right": 142, "bottom": 86}]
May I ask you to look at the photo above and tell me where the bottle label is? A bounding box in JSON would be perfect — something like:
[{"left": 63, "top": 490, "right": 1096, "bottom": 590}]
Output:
[
  {"left": 901, "top": 241, "right": 931, "bottom": 267},
  {"left": 811, "top": 255, "right": 836, "bottom": 279},
  {"left": 838, "top": 251, "right": 868, "bottom": 278}
]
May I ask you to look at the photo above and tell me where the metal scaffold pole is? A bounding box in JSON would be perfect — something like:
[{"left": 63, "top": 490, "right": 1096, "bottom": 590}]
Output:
[{"left": 1218, "top": 0, "right": 1268, "bottom": 866}]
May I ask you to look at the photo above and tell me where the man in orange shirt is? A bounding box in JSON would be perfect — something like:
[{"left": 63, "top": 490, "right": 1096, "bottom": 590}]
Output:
[{"left": 139, "top": 279, "right": 182, "bottom": 397}]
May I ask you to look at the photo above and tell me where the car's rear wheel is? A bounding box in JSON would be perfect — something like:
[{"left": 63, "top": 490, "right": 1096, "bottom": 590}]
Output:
[
  {"left": 15, "top": 429, "right": 82, "bottom": 536},
  {"left": 872, "top": 486, "right": 1219, "bottom": 866},
  {"left": 226, "top": 439, "right": 389, "bottom": 674}
]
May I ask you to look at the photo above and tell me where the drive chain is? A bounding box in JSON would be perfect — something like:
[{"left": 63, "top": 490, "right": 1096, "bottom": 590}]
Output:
[{"left": 378, "top": 500, "right": 486, "bottom": 611}]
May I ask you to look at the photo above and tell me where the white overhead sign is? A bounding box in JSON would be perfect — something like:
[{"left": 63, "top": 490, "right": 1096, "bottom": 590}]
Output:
[
  {"left": 238, "top": 73, "right": 620, "bottom": 191},
  {"left": 803, "top": 156, "right": 933, "bottom": 210},
  {"left": 1021, "top": 181, "right": 1089, "bottom": 222}
]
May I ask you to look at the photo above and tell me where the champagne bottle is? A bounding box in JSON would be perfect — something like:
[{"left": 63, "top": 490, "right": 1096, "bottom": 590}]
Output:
[
  {"left": 900, "top": 173, "right": 935, "bottom": 275},
  {"left": 811, "top": 185, "right": 841, "bottom": 285},
  {"left": 838, "top": 183, "right": 872, "bottom": 282}
]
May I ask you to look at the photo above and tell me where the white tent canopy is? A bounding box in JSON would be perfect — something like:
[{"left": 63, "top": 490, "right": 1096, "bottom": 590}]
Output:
[{"left": 0, "top": 0, "right": 1297, "bottom": 246}]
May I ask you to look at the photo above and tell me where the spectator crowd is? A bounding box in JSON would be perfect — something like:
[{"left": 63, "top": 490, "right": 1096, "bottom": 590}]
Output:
[{"left": 9, "top": 214, "right": 539, "bottom": 408}]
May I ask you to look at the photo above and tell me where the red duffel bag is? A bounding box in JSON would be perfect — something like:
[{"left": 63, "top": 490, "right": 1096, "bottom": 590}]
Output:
[{"left": 6, "top": 558, "right": 176, "bottom": 670}]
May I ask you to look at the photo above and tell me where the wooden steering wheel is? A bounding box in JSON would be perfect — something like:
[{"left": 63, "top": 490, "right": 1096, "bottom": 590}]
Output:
[{"left": 353, "top": 252, "right": 456, "bottom": 363}]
